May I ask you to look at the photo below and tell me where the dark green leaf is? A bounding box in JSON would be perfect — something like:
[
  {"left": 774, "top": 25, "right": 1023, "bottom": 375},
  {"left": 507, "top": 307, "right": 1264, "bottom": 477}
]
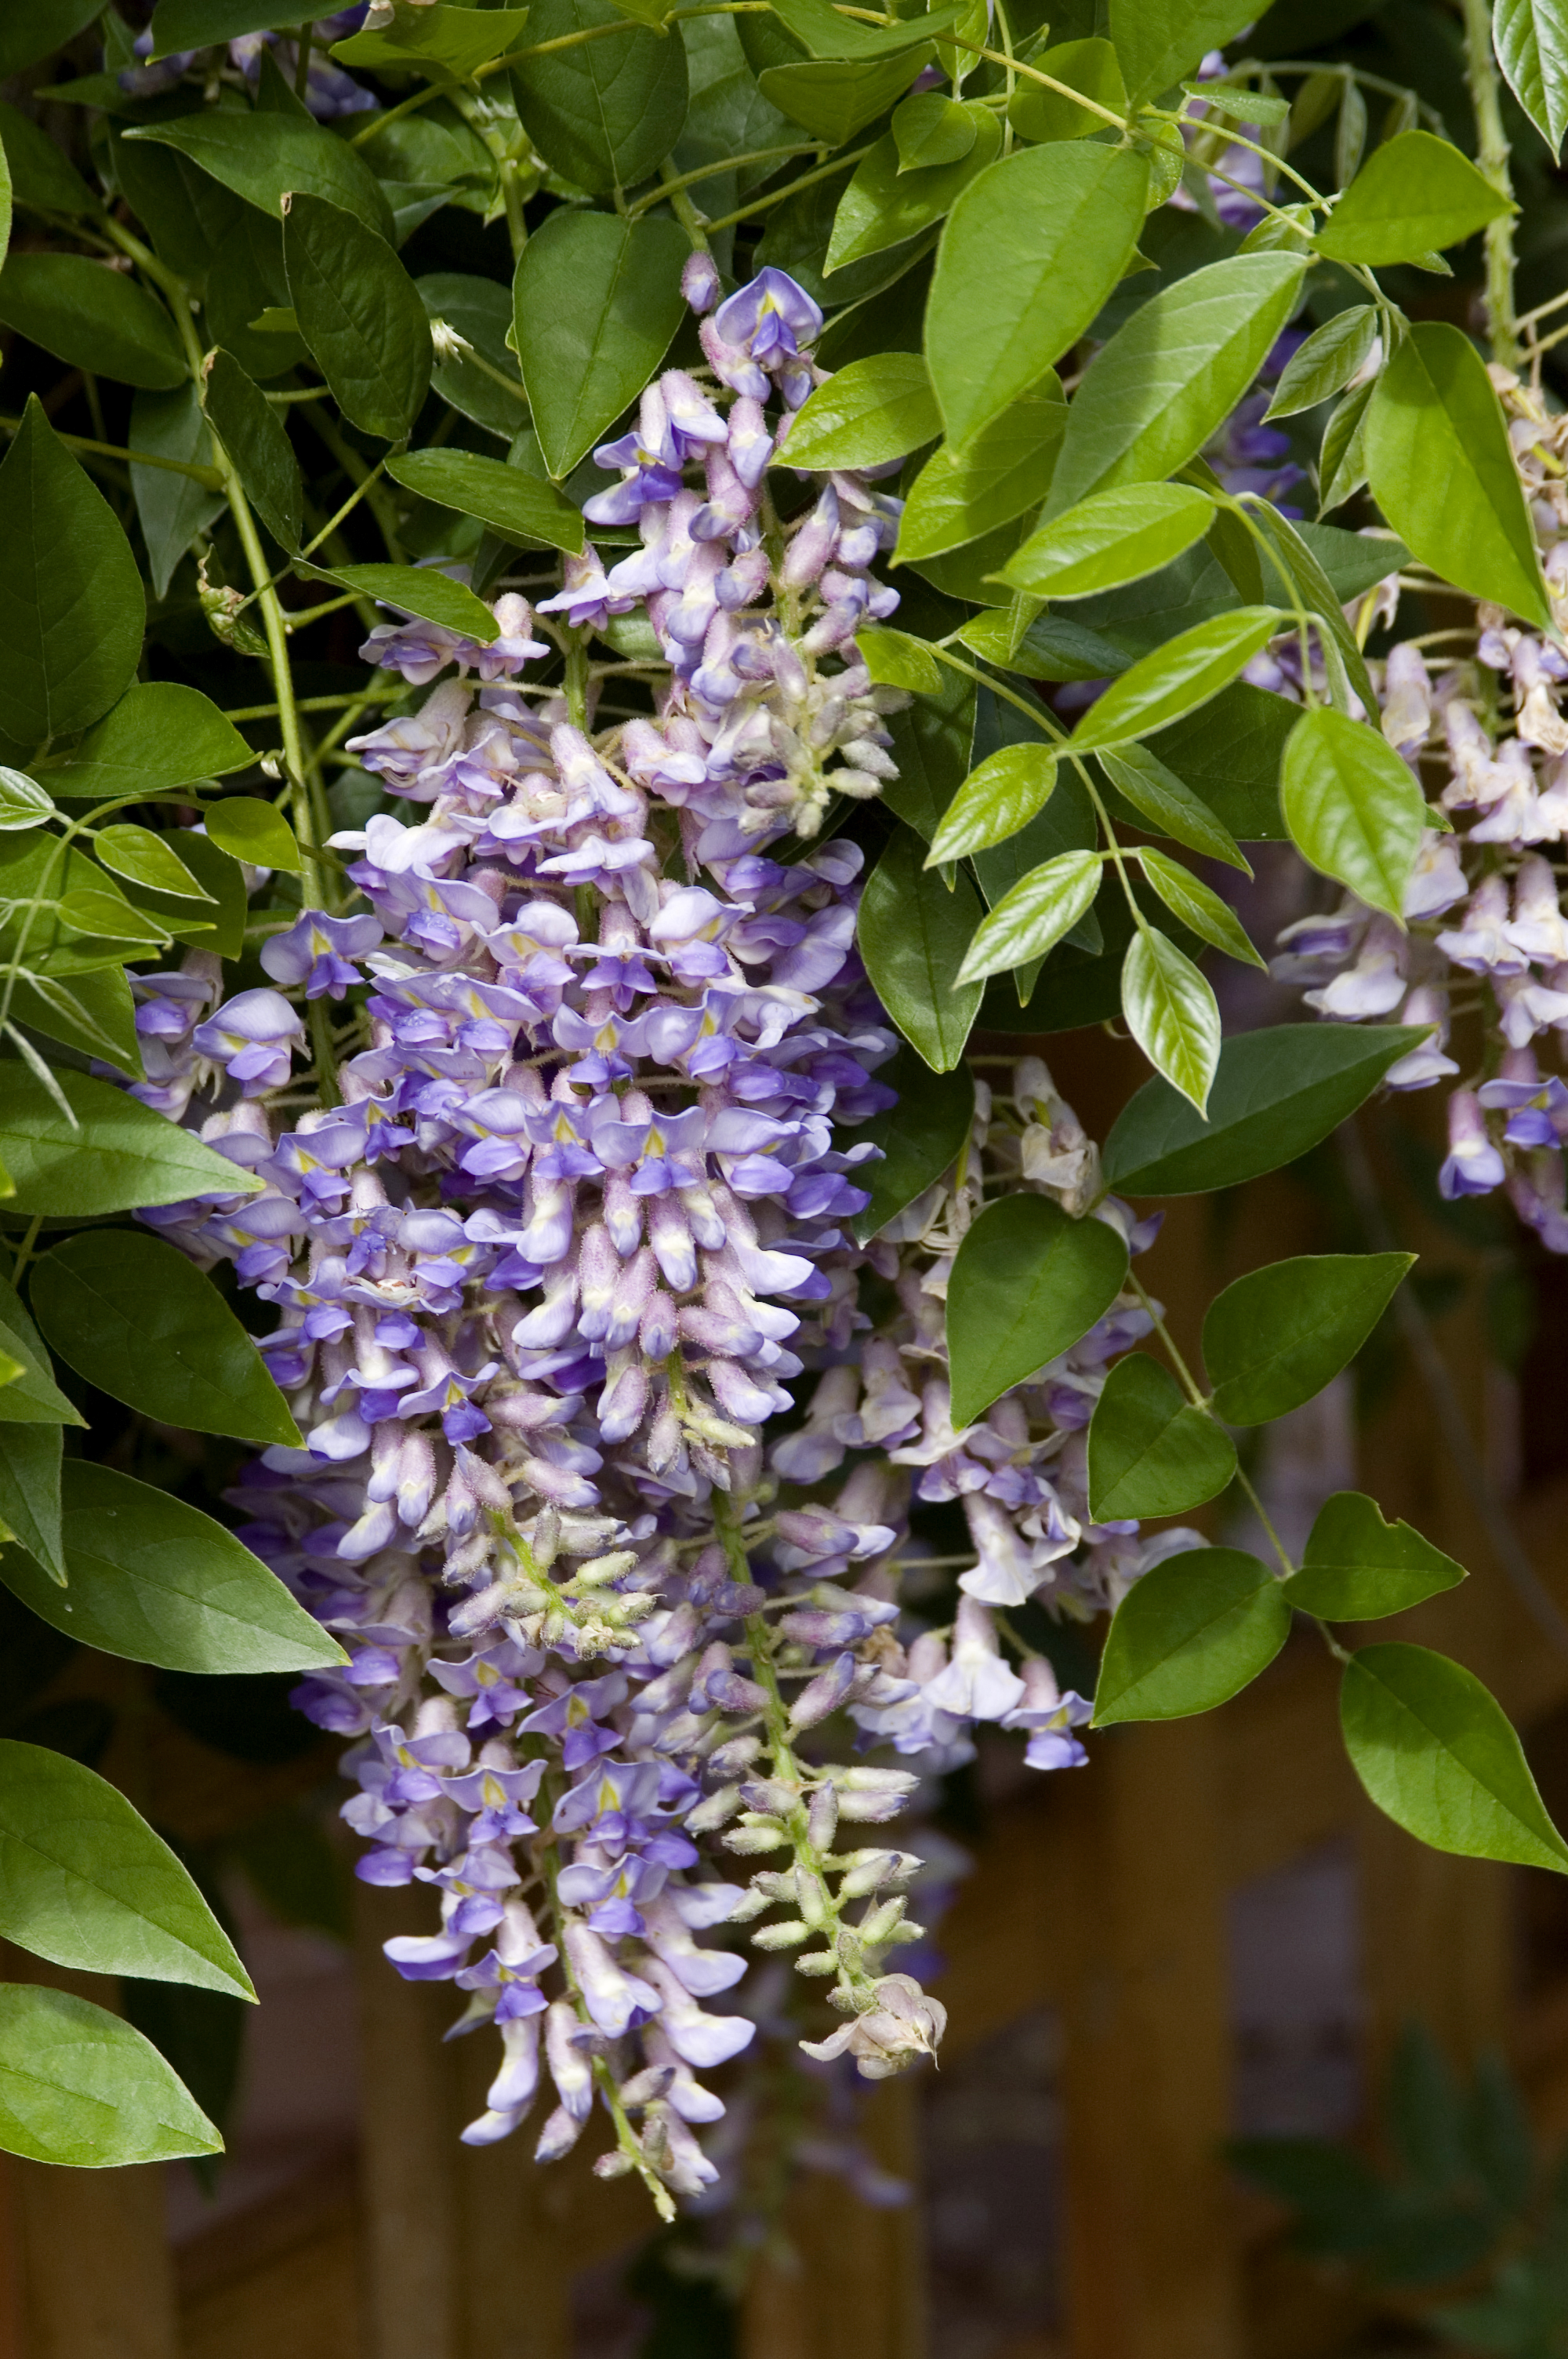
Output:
[
  {"left": 0, "top": 1313, "right": 82, "bottom": 1428},
  {"left": 882, "top": 609, "right": 974, "bottom": 838},
  {"left": 514, "top": 0, "right": 688, "bottom": 193},
  {"left": 895, "top": 376, "right": 1066, "bottom": 561},
  {"left": 1045, "top": 254, "right": 1309, "bottom": 518},
  {"left": 0, "top": 1429, "right": 63, "bottom": 1588},
  {"left": 1367, "top": 322, "right": 1550, "bottom": 630},
  {"left": 0, "top": 1463, "right": 347, "bottom": 1676},
  {"left": 1495, "top": 0, "right": 1568, "bottom": 158},
  {"left": 1093, "top": 1546, "right": 1290, "bottom": 1724},
  {"left": 827, "top": 107, "right": 1002, "bottom": 271},
  {"left": 1341, "top": 1643, "right": 1568, "bottom": 1871},
  {"left": 9, "top": 968, "right": 143, "bottom": 1077},
  {"left": 387, "top": 449, "right": 584, "bottom": 554},
  {"left": 946, "top": 1193, "right": 1127, "bottom": 1426},
  {"left": 331, "top": 0, "right": 528, "bottom": 75},
  {"left": 0, "top": 0, "right": 106, "bottom": 77},
  {"left": 0, "top": 1984, "right": 222, "bottom": 2166},
  {"left": 31, "top": 1231, "right": 300, "bottom": 1448},
  {"left": 1145, "top": 680, "right": 1297, "bottom": 841},
  {"left": 1098, "top": 743, "right": 1250, "bottom": 872},
  {"left": 1102, "top": 1022, "right": 1431, "bottom": 1196},
  {"left": 1254, "top": 508, "right": 1377, "bottom": 720},
  {"left": 1280, "top": 704, "right": 1426, "bottom": 921},
  {"left": 0, "top": 1741, "right": 254, "bottom": 1997},
  {"left": 515, "top": 209, "right": 688, "bottom": 478},
  {"left": 128, "top": 385, "right": 226, "bottom": 602},
  {"left": 0, "top": 1066, "right": 261, "bottom": 1216},
  {"left": 1316, "top": 131, "right": 1512, "bottom": 264},
  {"left": 1087, "top": 1354, "right": 1237, "bottom": 1520},
  {"left": 125, "top": 107, "right": 394, "bottom": 241},
  {"left": 851, "top": 1048, "right": 974, "bottom": 1242},
  {"left": 303, "top": 563, "right": 500, "bottom": 642},
  {"left": 858, "top": 830, "right": 984, "bottom": 1070},
  {"left": 926, "top": 143, "right": 1150, "bottom": 449},
  {"left": 1203, "top": 1251, "right": 1414, "bottom": 1424},
  {"left": 1282, "top": 1491, "right": 1466, "bottom": 1619},
  {"left": 0, "top": 253, "right": 184, "bottom": 391},
  {"left": 282, "top": 192, "right": 430, "bottom": 444},
  {"left": 151, "top": 0, "right": 348, "bottom": 48},
  {"left": 0, "top": 100, "right": 95, "bottom": 220},
  {"left": 785, "top": 353, "right": 941, "bottom": 471},
  {"left": 0, "top": 398, "right": 145, "bottom": 746},
  {"left": 1109, "top": 0, "right": 1265, "bottom": 104},
  {"left": 1068, "top": 607, "right": 1283, "bottom": 753},
  {"left": 50, "top": 680, "right": 257, "bottom": 803},
  {"left": 201, "top": 347, "right": 303, "bottom": 551}
]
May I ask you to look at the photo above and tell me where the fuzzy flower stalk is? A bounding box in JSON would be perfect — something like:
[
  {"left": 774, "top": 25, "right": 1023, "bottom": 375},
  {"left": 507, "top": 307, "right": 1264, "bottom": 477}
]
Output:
[{"left": 122, "top": 271, "right": 1181, "bottom": 2218}]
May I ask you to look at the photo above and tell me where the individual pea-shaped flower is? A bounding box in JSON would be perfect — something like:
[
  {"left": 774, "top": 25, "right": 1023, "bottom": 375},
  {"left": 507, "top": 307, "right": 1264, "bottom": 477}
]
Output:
[
  {"left": 1439, "top": 1089, "right": 1507, "bottom": 1200},
  {"left": 261, "top": 910, "right": 385, "bottom": 1001},
  {"left": 192, "top": 988, "right": 305, "bottom": 1095}
]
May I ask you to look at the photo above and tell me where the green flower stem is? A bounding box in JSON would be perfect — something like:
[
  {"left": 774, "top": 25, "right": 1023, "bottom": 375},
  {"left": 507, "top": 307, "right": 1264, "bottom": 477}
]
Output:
[
  {"left": 702, "top": 144, "right": 877, "bottom": 234},
  {"left": 0, "top": 417, "right": 221, "bottom": 486},
  {"left": 297, "top": 405, "right": 406, "bottom": 562},
  {"left": 711, "top": 1493, "right": 884, "bottom": 2020},
  {"left": 1459, "top": 0, "right": 1520, "bottom": 369},
  {"left": 630, "top": 143, "right": 822, "bottom": 217},
  {"left": 223, "top": 692, "right": 397, "bottom": 721},
  {"left": 656, "top": 155, "right": 714, "bottom": 249}
]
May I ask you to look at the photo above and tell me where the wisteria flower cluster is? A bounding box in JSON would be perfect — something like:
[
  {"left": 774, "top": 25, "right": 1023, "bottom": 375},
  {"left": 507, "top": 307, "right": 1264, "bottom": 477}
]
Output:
[{"left": 117, "top": 271, "right": 1174, "bottom": 2215}]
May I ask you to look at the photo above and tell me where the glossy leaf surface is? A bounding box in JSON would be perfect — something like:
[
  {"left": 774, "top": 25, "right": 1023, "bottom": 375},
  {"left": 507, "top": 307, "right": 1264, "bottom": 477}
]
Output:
[{"left": 0, "top": 1985, "right": 222, "bottom": 2167}]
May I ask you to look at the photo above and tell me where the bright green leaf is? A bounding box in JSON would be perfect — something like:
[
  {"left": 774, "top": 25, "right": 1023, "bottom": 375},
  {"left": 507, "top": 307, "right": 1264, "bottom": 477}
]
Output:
[
  {"left": 1282, "top": 1492, "right": 1466, "bottom": 1619},
  {"left": 1093, "top": 1546, "right": 1290, "bottom": 1724},
  {"left": 202, "top": 797, "right": 301, "bottom": 874},
  {"left": 1316, "top": 130, "right": 1513, "bottom": 265},
  {"left": 1001, "top": 483, "right": 1214, "bottom": 600},
  {"left": 1098, "top": 743, "right": 1250, "bottom": 873},
  {"left": 50, "top": 681, "right": 257, "bottom": 804},
  {"left": 0, "top": 1066, "right": 261, "bottom": 1217},
  {"left": 893, "top": 89, "right": 977, "bottom": 170},
  {"left": 858, "top": 830, "right": 984, "bottom": 1070},
  {"left": 1067, "top": 606, "right": 1283, "bottom": 754},
  {"left": 387, "top": 449, "right": 585, "bottom": 554},
  {"left": 0, "top": 772, "right": 53, "bottom": 831},
  {"left": 1366, "top": 322, "right": 1551, "bottom": 629},
  {"left": 1280, "top": 704, "right": 1427, "bottom": 922},
  {"left": 31, "top": 1231, "right": 301, "bottom": 1448},
  {"left": 1341, "top": 1643, "right": 1568, "bottom": 1872},
  {"left": 1108, "top": 0, "right": 1265, "bottom": 104},
  {"left": 784, "top": 352, "right": 941, "bottom": 471},
  {"left": 925, "top": 143, "right": 1150, "bottom": 449},
  {"left": 1137, "top": 847, "right": 1262, "bottom": 965},
  {"left": 858, "top": 626, "right": 943, "bottom": 694},
  {"left": 89, "top": 827, "right": 212, "bottom": 903},
  {"left": 0, "top": 1984, "right": 222, "bottom": 2167},
  {"left": 305, "top": 563, "right": 500, "bottom": 642},
  {"left": 895, "top": 376, "right": 1067, "bottom": 561},
  {"left": 1087, "top": 1353, "right": 1237, "bottom": 1520},
  {"left": 826, "top": 105, "right": 1002, "bottom": 271},
  {"left": 1007, "top": 36, "right": 1127, "bottom": 142},
  {"left": 1265, "top": 304, "right": 1379, "bottom": 420},
  {"left": 761, "top": 47, "right": 938, "bottom": 144},
  {"left": 954, "top": 849, "right": 1102, "bottom": 986},
  {"left": 0, "top": 1463, "right": 347, "bottom": 1675},
  {"left": 1203, "top": 1250, "right": 1414, "bottom": 1424},
  {"left": 1121, "top": 925, "right": 1221, "bottom": 1113},
  {"left": 1102, "top": 1021, "right": 1432, "bottom": 1196},
  {"left": 927, "top": 742, "right": 1058, "bottom": 865},
  {"left": 1494, "top": 0, "right": 1568, "bottom": 160},
  {"left": 331, "top": 0, "right": 529, "bottom": 75},
  {"left": 946, "top": 1193, "right": 1128, "bottom": 1427}
]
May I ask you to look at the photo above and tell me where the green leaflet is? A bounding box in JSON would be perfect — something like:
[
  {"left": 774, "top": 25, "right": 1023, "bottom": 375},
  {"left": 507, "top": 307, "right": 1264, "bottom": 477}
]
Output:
[
  {"left": 1102, "top": 1022, "right": 1432, "bottom": 1196},
  {"left": 0, "top": 1463, "right": 347, "bottom": 1676},
  {"left": 1264, "top": 304, "right": 1379, "bottom": 420},
  {"left": 50, "top": 680, "right": 256, "bottom": 802},
  {"left": 91, "top": 827, "right": 209, "bottom": 901},
  {"left": 1203, "top": 1251, "right": 1414, "bottom": 1424},
  {"left": 925, "top": 143, "right": 1150, "bottom": 449},
  {"left": 1316, "top": 132, "right": 1513, "bottom": 265},
  {"left": 927, "top": 742, "right": 1058, "bottom": 866},
  {"left": 31, "top": 1231, "right": 301, "bottom": 1448},
  {"left": 151, "top": 0, "right": 348, "bottom": 49},
  {"left": 387, "top": 449, "right": 586, "bottom": 554},
  {"left": 125, "top": 107, "right": 394, "bottom": 241},
  {"left": 1136, "top": 847, "right": 1263, "bottom": 965},
  {"left": 303, "top": 563, "right": 500, "bottom": 642},
  {"left": 0, "top": 1429, "right": 63, "bottom": 1587},
  {"left": 895, "top": 376, "right": 1066, "bottom": 562},
  {"left": 893, "top": 92, "right": 978, "bottom": 170},
  {"left": 1066, "top": 607, "right": 1283, "bottom": 754},
  {"left": 0, "top": 253, "right": 185, "bottom": 391},
  {"left": 0, "top": 103, "right": 93, "bottom": 219},
  {"left": 283, "top": 193, "right": 431, "bottom": 445},
  {"left": 515, "top": 209, "right": 688, "bottom": 478},
  {"left": 1004, "top": 484, "right": 1215, "bottom": 601},
  {"left": 1108, "top": 0, "right": 1265, "bottom": 104},
  {"left": 1093, "top": 1547, "right": 1290, "bottom": 1725},
  {"left": 0, "top": 1067, "right": 262, "bottom": 1217},
  {"left": 1365, "top": 322, "right": 1552, "bottom": 631},
  {"left": 1282, "top": 1492, "right": 1466, "bottom": 1619},
  {"left": 956, "top": 851, "right": 1102, "bottom": 987},
  {"left": 1044, "top": 253, "right": 1309, "bottom": 518},
  {"left": 128, "top": 385, "right": 226, "bottom": 602},
  {"left": 0, "top": 1741, "right": 254, "bottom": 1997},
  {"left": 1494, "top": 0, "right": 1568, "bottom": 158},
  {"left": 1280, "top": 704, "right": 1427, "bottom": 922},
  {"left": 203, "top": 797, "right": 302, "bottom": 873},
  {"left": 1098, "top": 744, "right": 1251, "bottom": 873},
  {"left": 859, "top": 626, "right": 942, "bottom": 693},
  {"left": 784, "top": 353, "right": 942, "bottom": 471},
  {"left": 1341, "top": 1644, "right": 1568, "bottom": 1873},
  {"left": 1120, "top": 925, "right": 1221, "bottom": 1114},
  {"left": 1007, "top": 37, "right": 1127, "bottom": 142},
  {"left": 0, "top": 398, "right": 145, "bottom": 747},
  {"left": 1087, "top": 1354, "right": 1237, "bottom": 1521},
  {"left": 763, "top": 49, "right": 937, "bottom": 144},
  {"left": 857, "top": 830, "right": 983, "bottom": 1070},
  {"left": 0, "top": 1313, "right": 82, "bottom": 1427},
  {"left": 827, "top": 106, "right": 1002, "bottom": 271},
  {"left": 331, "top": 2, "right": 529, "bottom": 76},
  {"left": 204, "top": 346, "right": 305, "bottom": 552},
  {"left": 850, "top": 1048, "right": 975, "bottom": 1242},
  {"left": 0, "top": 1985, "right": 222, "bottom": 2167},
  {"left": 946, "top": 1193, "right": 1128, "bottom": 1427},
  {"left": 514, "top": 0, "right": 689, "bottom": 194},
  {"left": 2, "top": 0, "right": 107, "bottom": 78}
]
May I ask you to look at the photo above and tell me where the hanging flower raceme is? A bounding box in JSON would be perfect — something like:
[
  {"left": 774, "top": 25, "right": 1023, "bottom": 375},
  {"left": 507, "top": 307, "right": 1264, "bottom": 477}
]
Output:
[{"left": 121, "top": 271, "right": 1174, "bottom": 2217}]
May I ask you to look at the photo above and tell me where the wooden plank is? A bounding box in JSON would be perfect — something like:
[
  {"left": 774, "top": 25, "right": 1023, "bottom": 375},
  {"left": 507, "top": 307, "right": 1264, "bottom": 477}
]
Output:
[{"left": 355, "top": 1884, "right": 462, "bottom": 2359}]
